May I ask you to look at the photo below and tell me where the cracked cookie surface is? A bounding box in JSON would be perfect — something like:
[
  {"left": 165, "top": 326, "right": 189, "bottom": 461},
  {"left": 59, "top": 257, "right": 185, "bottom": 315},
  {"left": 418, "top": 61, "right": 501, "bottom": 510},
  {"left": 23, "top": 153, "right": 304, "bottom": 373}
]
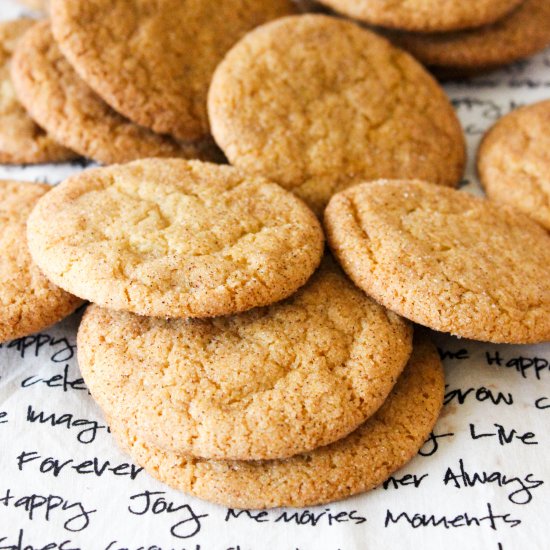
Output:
[
  {"left": 390, "top": 0, "right": 550, "bottom": 71},
  {"left": 50, "top": 0, "right": 297, "bottom": 141},
  {"left": 0, "top": 19, "right": 75, "bottom": 164},
  {"left": 11, "top": 21, "right": 221, "bottom": 165},
  {"left": 208, "top": 15, "right": 465, "bottom": 215},
  {"left": 478, "top": 100, "right": 550, "bottom": 231},
  {"left": 27, "top": 158, "right": 324, "bottom": 318},
  {"left": 318, "top": 0, "right": 523, "bottom": 32},
  {"left": 0, "top": 180, "right": 82, "bottom": 343},
  {"left": 78, "top": 258, "right": 413, "bottom": 460},
  {"left": 107, "top": 334, "right": 439, "bottom": 508},
  {"left": 325, "top": 179, "right": 550, "bottom": 343}
]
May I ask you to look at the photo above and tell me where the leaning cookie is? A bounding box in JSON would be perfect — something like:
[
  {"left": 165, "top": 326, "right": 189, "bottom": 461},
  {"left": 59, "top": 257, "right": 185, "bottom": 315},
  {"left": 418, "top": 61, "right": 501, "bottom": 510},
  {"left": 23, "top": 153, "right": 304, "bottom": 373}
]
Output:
[
  {"left": 325, "top": 180, "right": 550, "bottom": 344},
  {"left": 77, "top": 258, "right": 412, "bottom": 460},
  {"left": 108, "top": 335, "right": 443, "bottom": 509},
  {"left": 208, "top": 15, "right": 465, "bottom": 215},
  {"left": 0, "top": 180, "right": 82, "bottom": 343},
  {"left": 50, "top": 0, "right": 297, "bottom": 141},
  {"left": 478, "top": 100, "right": 550, "bottom": 231},
  {"left": 11, "top": 21, "right": 221, "bottom": 165},
  {"left": 389, "top": 0, "right": 550, "bottom": 75},
  {"left": 318, "top": 0, "right": 523, "bottom": 32},
  {"left": 0, "top": 19, "right": 75, "bottom": 164},
  {"left": 27, "top": 159, "right": 324, "bottom": 318}
]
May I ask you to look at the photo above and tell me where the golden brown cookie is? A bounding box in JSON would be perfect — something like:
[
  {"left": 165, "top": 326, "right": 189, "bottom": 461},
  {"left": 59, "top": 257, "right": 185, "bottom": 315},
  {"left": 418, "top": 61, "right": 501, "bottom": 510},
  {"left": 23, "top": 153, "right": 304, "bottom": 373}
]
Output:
[
  {"left": 77, "top": 258, "right": 412, "bottom": 460},
  {"left": 108, "top": 335, "right": 442, "bottom": 508},
  {"left": 325, "top": 179, "right": 550, "bottom": 344},
  {"left": 50, "top": 0, "right": 297, "bottom": 141},
  {"left": 478, "top": 100, "right": 550, "bottom": 231},
  {"left": 0, "top": 180, "right": 82, "bottom": 343},
  {"left": 319, "top": 0, "right": 524, "bottom": 32},
  {"left": 27, "top": 159, "right": 324, "bottom": 318},
  {"left": 208, "top": 15, "right": 465, "bottom": 215},
  {"left": 11, "top": 21, "right": 220, "bottom": 165},
  {"left": 389, "top": 0, "right": 550, "bottom": 72},
  {"left": 0, "top": 19, "right": 74, "bottom": 165}
]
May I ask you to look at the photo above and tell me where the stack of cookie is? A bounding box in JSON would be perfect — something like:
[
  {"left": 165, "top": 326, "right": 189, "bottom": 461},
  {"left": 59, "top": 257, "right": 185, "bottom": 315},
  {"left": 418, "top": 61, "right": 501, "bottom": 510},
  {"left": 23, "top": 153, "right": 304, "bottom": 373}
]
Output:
[
  {"left": 3, "top": 0, "right": 550, "bottom": 511},
  {"left": 2, "top": 0, "right": 302, "bottom": 164},
  {"left": 22, "top": 159, "right": 550, "bottom": 508},
  {"left": 315, "top": 0, "right": 550, "bottom": 77},
  {"left": 21, "top": 156, "right": 444, "bottom": 508}
]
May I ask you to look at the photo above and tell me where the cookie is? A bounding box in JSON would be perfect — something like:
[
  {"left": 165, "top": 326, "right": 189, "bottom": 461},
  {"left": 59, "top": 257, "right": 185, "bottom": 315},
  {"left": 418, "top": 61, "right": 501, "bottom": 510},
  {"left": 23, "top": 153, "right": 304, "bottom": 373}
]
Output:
[
  {"left": 325, "top": 179, "right": 550, "bottom": 344},
  {"left": 319, "top": 0, "right": 523, "bottom": 32},
  {"left": 478, "top": 101, "right": 550, "bottom": 231},
  {"left": 389, "top": 0, "right": 550, "bottom": 72},
  {"left": 0, "top": 19, "right": 75, "bottom": 164},
  {"left": 108, "top": 334, "right": 442, "bottom": 508},
  {"left": 0, "top": 180, "right": 82, "bottom": 343},
  {"left": 208, "top": 15, "right": 466, "bottom": 215},
  {"left": 77, "top": 258, "right": 412, "bottom": 460},
  {"left": 11, "top": 21, "right": 220, "bottom": 165},
  {"left": 27, "top": 159, "right": 324, "bottom": 318},
  {"left": 50, "top": 0, "right": 297, "bottom": 141}
]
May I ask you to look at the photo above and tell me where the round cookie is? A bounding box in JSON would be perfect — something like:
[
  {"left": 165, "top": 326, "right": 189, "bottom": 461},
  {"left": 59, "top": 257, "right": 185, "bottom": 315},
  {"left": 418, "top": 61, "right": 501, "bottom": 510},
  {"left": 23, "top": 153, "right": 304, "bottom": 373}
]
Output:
[
  {"left": 0, "top": 19, "right": 75, "bottom": 165},
  {"left": 0, "top": 180, "right": 82, "bottom": 343},
  {"left": 389, "top": 0, "right": 550, "bottom": 73},
  {"left": 11, "top": 21, "right": 220, "bottom": 165},
  {"left": 50, "top": 0, "right": 297, "bottom": 141},
  {"left": 478, "top": 101, "right": 550, "bottom": 231},
  {"left": 27, "top": 159, "right": 324, "bottom": 318},
  {"left": 318, "top": 0, "right": 523, "bottom": 32},
  {"left": 208, "top": 15, "right": 466, "bottom": 215},
  {"left": 108, "top": 335, "right": 442, "bottom": 508},
  {"left": 325, "top": 179, "right": 550, "bottom": 344},
  {"left": 78, "top": 258, "right": 413, "bottom": 460}
]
